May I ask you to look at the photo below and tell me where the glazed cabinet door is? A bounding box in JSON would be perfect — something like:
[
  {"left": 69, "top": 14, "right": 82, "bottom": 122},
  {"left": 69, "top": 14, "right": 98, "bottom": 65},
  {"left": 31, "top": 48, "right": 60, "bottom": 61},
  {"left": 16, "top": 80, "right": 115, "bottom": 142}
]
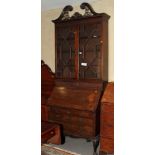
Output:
[
  {"left": 79, "top": 22, "right": 102, "bottom": 79},
  {"left": 55, "top": 21, "right": 104, "bottom": 80},
  {"left": 55, "top": 25, "right": 76, "bottom": 78}
]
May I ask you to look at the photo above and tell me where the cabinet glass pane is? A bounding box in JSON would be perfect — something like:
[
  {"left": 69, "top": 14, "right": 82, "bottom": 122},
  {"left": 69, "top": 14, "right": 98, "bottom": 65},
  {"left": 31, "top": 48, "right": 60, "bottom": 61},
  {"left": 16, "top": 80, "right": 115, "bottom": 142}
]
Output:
[
  {"left": 56, "top": 26, "right": 75, "bottom": 78},
  {"left": 79, "top": 23, "right": 102, "bottom": 79}
]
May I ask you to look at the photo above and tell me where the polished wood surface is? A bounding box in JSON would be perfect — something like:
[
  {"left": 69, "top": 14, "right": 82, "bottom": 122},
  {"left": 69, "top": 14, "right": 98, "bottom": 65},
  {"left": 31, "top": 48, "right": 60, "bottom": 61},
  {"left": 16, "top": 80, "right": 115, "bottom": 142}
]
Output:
[
  {"left": 100, "top": 82, "right": 114, "bottom": 154},
  {"left": 48, "top": 79, "right": 103, "bottom": 111},
  {"left": 47, "top": 79, "right": 107, "bottom": 139}
]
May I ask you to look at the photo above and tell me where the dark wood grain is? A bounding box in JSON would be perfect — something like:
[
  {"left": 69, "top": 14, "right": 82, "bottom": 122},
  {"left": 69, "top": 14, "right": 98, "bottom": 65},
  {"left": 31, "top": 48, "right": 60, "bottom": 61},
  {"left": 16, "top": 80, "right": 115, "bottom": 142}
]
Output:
[
  {"left": 47, "top": 79, "right": 106, "bottom": 139},
  {"left": 100, "top": 82, "right": 114, "bottom": 154}
]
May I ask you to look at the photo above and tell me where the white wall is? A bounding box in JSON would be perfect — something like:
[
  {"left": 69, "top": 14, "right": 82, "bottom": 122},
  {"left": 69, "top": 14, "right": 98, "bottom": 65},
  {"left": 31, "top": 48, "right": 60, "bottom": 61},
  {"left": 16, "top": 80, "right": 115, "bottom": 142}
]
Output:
[{"left": 41, "top": 0, "right": 114, "bottom": 81}]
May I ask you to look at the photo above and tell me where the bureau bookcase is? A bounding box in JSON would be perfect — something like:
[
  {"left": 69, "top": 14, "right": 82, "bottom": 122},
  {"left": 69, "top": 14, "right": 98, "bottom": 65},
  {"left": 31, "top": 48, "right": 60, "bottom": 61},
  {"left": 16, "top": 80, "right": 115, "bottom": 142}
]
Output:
[{"left": 47, "top": 3, "right": 110, "bottom": 154}]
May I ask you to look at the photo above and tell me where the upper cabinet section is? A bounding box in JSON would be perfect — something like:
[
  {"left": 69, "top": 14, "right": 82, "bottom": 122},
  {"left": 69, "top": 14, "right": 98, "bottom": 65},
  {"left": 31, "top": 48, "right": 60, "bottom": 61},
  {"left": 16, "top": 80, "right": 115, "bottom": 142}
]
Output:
[{"left": 52, "top": 3, "right": 110, "bottom": 81}]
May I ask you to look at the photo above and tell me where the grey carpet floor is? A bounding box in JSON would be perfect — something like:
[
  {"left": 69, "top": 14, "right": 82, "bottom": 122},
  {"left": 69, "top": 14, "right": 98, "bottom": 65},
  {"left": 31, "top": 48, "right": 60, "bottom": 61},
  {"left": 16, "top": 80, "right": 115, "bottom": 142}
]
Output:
[{"left": 49, "top": 136, "right": 99, "bottom": 155}]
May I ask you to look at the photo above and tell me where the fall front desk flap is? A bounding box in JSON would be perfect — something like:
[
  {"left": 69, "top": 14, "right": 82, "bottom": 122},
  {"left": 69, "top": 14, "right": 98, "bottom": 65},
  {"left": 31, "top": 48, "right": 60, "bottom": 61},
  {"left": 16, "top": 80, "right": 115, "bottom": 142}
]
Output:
[{"left": 47, "top": 79, "right": 105, "bottom": 112}]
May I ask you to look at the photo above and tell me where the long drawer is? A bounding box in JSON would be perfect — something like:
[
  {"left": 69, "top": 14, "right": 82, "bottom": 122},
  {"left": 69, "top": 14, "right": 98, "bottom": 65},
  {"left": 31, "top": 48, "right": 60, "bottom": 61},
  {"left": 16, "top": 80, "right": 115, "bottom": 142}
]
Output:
[
  {"left": 49, "top": 112, "right": 94, "bottom": 127},
  {"left": 49, "top": 107, "right": 94, "bottom": 126},
  {"left": 48, "top": 106, "right": 96, "bottom": 138},
  {"left": 50, "top": 106, "right": 94, "bottom": 119},
  {"left": 62, "top": 122, "right": 94, "bottom": 138}
]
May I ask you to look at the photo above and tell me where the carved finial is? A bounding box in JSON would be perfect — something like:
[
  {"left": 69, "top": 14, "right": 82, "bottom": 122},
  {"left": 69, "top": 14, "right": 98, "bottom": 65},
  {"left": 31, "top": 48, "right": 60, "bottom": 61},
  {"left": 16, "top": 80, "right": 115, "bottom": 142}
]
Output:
[
  {"left": 80, "top": 2, "right": 98, "bottom": 16},
  {"left": 53, "top": 5, "right": 73, "bottom": 21},
  {"left": 52, "top": 2, "right": 109, "bottom": 23},
  {"left": 61, "top": 5, "right": 73, "bottom": 20}
]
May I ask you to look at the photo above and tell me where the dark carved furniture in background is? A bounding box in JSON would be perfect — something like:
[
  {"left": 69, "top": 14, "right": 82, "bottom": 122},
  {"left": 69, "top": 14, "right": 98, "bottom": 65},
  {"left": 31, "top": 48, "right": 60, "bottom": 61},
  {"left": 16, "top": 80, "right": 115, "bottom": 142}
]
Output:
[
  {"left": 41, "top": 61, "right": 62, "bottom": 145},
  {"left": 41, "top": 60, "right": 55, "bottom": 121},
  {"left": 41, "top": 60, "right": 55, "bottom": 98},
  {"left": 100, "top": 83, "right": 114, "bottom": 155}
]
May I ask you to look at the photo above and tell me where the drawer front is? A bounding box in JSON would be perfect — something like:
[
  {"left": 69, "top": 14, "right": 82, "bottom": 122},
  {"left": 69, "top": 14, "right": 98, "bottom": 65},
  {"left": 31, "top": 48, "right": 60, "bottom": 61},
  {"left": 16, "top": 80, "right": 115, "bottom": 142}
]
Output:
[
  {"left": 100, "top": 137, "right": 114, "bottom": 154},
  {"left": 41, "top": 129, "right": 55, "bottom": 143},
  {"left": 50, "top": 106, "right": 94, "bottom": 119},
  {"left": 49, "top": 112, "right": 94, "bottom": 127},
  {"left": 63, "top": 123, "right": 94, "bottom": 138},
  {"left": 48, "top": 106, "right": 96, "bottom": 138}
]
